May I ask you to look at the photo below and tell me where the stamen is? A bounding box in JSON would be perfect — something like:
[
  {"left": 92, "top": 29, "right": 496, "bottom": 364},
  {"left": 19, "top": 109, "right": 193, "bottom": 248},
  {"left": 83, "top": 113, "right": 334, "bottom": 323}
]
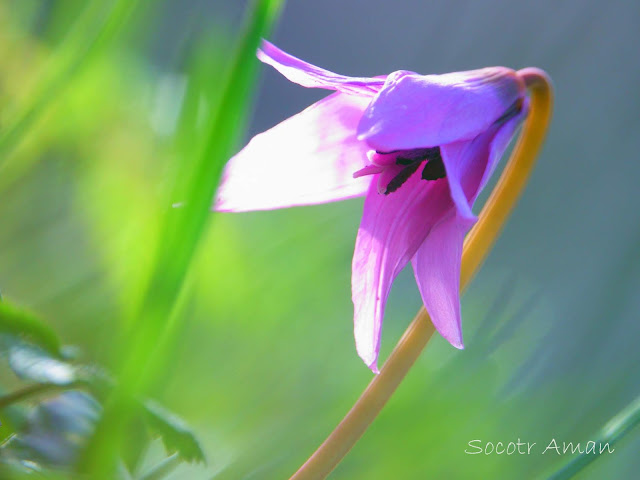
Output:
[
  {"left": 395, "top": 156, "right": 419, "bottom": 166},
  {"left": 421, "top": 149, "right": 446, "bottom": 180},
  {"left": 384, "top": 161, "right": 422, "bottom": 194},
  {"left": 382, "top": 147, "right": 446, "bottom": 194},
  {"left": 395, "top": 147, "right": 440, "bottom": 166}
]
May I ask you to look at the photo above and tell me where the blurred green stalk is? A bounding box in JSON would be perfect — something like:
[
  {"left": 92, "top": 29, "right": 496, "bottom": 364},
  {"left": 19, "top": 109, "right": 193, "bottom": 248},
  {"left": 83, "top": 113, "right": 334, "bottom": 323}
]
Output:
[
  {"left": 79, "top": 0, "right": 285, "bottom": 476},
  {"left": 0, "top": 0, "right": 140, "bottom": 168},
  {"left": 546, "top": 394, "right": 640, "bottom": 479}
]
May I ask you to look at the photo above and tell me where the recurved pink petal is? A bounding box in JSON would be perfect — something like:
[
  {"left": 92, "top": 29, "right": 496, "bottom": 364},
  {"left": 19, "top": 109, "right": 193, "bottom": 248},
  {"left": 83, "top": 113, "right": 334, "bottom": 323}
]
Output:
[
  {"left": 411, "top": 212, "right": 474, "bottom": 349},
  {"left": 440, "top": 100, "right": 527, "bottom": 221},
  {"left": 357, "top": 68, "right": 525, "bottom": 151},
  {"left": 412, "top": 106, "right": 527, "bottom": 348},
  {"left": 352, "top": 173, "right": 452, "bottom": 371},
  {"left": 439, "top": 136, "right": 491, "bottom": 221},
  {"left": 258, "top": 40, "right": 385, "bottom": 96},
  {"left": 478, "top": 100, "right": 529, "bottom": 192},
  {"left": 215, "top": 92, "right": 371, "bottom": 212}
]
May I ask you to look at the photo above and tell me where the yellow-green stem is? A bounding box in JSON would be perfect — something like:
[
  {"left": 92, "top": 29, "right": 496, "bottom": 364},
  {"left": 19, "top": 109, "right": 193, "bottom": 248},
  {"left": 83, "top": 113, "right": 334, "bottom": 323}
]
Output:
[{"left": 290, "top": 68, "right": 553, "bottom": 480}]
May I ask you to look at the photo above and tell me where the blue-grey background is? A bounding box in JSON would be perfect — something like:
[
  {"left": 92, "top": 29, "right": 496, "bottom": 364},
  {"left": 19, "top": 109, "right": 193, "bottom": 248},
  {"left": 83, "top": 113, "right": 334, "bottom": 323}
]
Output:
[{"left": 1, "top": 0, "right": 639, "bottom": 478}]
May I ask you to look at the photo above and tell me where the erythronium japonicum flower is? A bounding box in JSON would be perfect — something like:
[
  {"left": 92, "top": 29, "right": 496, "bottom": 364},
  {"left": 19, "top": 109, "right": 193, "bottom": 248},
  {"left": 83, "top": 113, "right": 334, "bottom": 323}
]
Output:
[{"left": 216, "top": 41, "right": 529, "bottom": 372}]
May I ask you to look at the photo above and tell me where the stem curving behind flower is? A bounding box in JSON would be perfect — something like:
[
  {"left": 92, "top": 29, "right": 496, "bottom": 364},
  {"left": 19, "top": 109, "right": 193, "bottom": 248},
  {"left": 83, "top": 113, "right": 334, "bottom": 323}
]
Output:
[{"left": 290, "top": 68, "right": 553, "bottom": 480}]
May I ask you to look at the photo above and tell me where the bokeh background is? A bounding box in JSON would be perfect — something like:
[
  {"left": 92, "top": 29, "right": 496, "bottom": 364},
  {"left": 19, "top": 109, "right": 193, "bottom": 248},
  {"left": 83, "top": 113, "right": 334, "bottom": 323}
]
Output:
[{"left": 0, "top": 0, "right": 639, "bottom": 478}]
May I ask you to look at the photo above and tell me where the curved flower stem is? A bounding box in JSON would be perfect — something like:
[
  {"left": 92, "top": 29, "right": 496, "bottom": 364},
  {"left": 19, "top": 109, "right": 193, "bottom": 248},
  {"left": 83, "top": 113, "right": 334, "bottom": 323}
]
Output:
[{"left": 290, "top": 69, "right": 553, "bottom": 480}]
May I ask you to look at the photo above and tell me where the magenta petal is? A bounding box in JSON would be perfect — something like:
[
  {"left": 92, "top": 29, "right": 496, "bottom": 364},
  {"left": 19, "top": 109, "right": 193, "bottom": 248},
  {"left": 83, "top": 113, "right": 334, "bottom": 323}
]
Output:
[
  {"left": 411, "top": 212, "right": 474, "bottom": 348},
  {"left": 357, "top": 68, "right": 525, "bottom": 151},
  {"left": 413, "top": 105, "right": 527, "bottom": 347},
  {"left": 215, "top": 92, "right": 372, "bottom": 212},
  {"left": 352, "top": 174, "right": 452, "bottom": 371},
  {"left": 440, "top": 135, "right": 491, "bottom": 221},
  {"left": 410, "top": 138, "right": 486, "bottom": 347},
  {"left": 440, "top": 102, "right": 527, "bottom": 220},
  {"left": 258, "top": 40, "right": 385, "bottom": 96},
  {"left": 478, "top": 100, "right": 529, "bottom": 192}
]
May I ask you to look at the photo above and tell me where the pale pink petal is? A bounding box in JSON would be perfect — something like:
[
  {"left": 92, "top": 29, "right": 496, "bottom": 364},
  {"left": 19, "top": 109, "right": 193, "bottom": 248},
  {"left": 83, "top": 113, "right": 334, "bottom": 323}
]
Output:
[
  {"left": 439, "top": 136, "right": 491, "bottom": 221},
  {"left": 258, "top": 40, "right": 385, "bottom": 96},
  {"left": 478, "top": 99, "right": 529, "bottom": 192},
  {"left": 352, "top": 173, "right": 453, "bottom": 371},
  {"left": 440, "top": 101, "right": 527, "bottom": 220},
  {"left": 357, "top": 68, "right": 525, "bottom": 151},
  {"left": 412, "top": 108, "right": 527, "bottom": 348},
  {"left": 215, "top": 92, "right": 372, "bottom": 212},
  {"left": 411, "top": 212, "right": 474, "bottom": 349}
]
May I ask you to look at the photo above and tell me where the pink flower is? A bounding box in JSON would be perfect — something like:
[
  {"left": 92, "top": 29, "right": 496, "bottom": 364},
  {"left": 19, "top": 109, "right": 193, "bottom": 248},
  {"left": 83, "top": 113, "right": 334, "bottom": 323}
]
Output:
[{"left": 216, "top": 41, "right": 528, "bottom": 372}]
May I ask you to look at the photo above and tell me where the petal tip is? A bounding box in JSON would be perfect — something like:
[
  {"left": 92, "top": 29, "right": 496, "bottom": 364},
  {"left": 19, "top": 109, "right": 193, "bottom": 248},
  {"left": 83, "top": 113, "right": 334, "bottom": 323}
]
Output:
[
  {"left": 442, "top": 327, "right": 464, "bottom": 349},
  {"left": 442, "top": 328, "right": 464, "bottom": 349},
  {"left": 457, "top": 208, "right": 478, "bottom": 224},
  {"left": 357, "top": 344, "right": 380, "bottom": 373},
  {"left": 256, "top": 39, "right": 273, "bottom": 61},
  {"left": 368, "top": 361, "right": 380, "bottom": 374},
  {"left": 358, "top": 350, "right": 380, "bottom": 373}
]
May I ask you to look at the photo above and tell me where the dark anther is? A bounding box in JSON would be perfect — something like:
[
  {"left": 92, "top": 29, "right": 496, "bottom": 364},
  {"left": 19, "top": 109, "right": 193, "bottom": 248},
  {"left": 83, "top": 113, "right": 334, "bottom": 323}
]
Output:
[
  {"left": 394, "top": 147, "right": 440, "bottom": 166},
  {"left": 494, "top": 97, "right": 524, "bottom": 125},
  {"left": 395, "top": 156, "right": 419, "bottom": 166},
  {"left": 421, "top": 156, "right": 446, "bottom": 180},
  {"left": 384, "top": 161, "right": 422, "bottom": 194},
  {"left": 384, "top": 147, "right": 446, "bottom": 194}
]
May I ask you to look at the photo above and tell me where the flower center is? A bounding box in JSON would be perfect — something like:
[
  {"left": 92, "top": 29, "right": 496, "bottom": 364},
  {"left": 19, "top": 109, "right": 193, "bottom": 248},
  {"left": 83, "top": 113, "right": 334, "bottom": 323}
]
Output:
[
  {"left": 353, "top": 147, "right": 447, "bottom": 195},
  {"left": 385, "top": 147, "right": 446, "bottom": 194},
  {"left": 353, "top": 99, "right": 524, "bottom": 195},
  {"left": 376, "top": 147, "right": 446, "bottom": 195}
]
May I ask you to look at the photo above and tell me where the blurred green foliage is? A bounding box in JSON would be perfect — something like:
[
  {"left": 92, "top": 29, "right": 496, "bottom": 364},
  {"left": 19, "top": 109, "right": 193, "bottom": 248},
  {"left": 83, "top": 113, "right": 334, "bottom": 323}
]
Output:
[{"left": 0, "top": 1, "right": 639, "bottom": 479}]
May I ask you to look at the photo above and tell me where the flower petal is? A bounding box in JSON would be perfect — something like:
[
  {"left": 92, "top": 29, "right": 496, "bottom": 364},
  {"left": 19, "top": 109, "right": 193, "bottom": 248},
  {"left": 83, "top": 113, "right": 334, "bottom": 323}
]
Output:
[
  {"left": 215, "top": 92, "right": 372, "bottom": 212},
  {"left": 357, "top": 68, "right": 525, "bottom": 151},
  {"left": 440, "top": 101, "right": 528, "bottom": 220},
  {"left": 352, "top": 173, "right": 452, "bottom": 371},
  {"left": 412, "top": 105, "right": 527, "bottom": 347},
  {"left": 478, "top": 99, "right": 530, "bottom": 192},
  {"left": 439, "top": 137, "right": 491, "bottom": 221},
  {"left": 258, "top": 40, "right": 385, "bottom": 96},
  {"left": 411, "top": 211, "right": 474, "bottom": 348}
]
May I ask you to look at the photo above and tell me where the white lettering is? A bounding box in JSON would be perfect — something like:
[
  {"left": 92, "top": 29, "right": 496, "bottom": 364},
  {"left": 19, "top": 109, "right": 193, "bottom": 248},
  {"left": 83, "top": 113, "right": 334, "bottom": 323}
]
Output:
[
  {"left": 543, "top": 438, "right": 560, "bottom": 455},
  {"left": 465, "top": 440, "right": 483, "bottom": 454},
  {"left": 600, "top": 442, "right": 614, "bottom": 454},
  {"left": 563, "top": 442, "right": 583, "bottom": 454}
]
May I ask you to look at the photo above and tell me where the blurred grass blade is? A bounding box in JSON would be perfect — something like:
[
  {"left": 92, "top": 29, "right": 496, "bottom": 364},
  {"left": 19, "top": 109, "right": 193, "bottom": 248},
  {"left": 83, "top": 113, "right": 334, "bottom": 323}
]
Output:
[
  {"left": 80, "top": 0, "right": 285, "bottom": 476},
  {"left": 0, "top": 0, "right": 141, "bottom": 167},
  {"left": 546, "top": 394, "right": 640, "bottom": 479}
]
